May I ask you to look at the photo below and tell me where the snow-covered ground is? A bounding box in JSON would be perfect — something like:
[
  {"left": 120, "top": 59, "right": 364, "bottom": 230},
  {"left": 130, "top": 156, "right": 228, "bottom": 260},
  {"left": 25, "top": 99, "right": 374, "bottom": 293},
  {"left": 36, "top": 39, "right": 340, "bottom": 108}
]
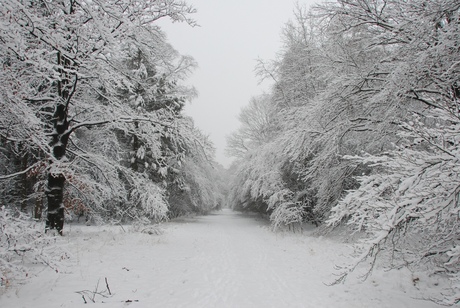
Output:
[{"left": 1, "top": 209, "right": 444, "bottom": 307}]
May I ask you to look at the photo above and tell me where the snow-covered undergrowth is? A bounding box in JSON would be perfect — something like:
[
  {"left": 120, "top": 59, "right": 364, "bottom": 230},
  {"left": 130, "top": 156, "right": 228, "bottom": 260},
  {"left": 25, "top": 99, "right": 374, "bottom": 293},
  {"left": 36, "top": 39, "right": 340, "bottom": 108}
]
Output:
[
  {"left": 0, "top": 206, "right": 70, "bottom": 289},
  {"left": 0, "top": 210, "right": 448, "bottom": 307}
]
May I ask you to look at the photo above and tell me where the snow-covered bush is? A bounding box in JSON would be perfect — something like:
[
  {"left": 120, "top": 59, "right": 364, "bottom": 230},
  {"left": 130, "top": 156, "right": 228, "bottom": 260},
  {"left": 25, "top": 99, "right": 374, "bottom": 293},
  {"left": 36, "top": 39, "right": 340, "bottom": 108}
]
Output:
[
  {"left": 0, "top": 206, "right": 68, "bottom": 289},
  {"left": 130, "top": 178, "right": 169, "bottom": 222},
  {"left": 269, "top": 202, "right": 303, "bottom": 231},
  {"left": 130, "top": 217, "right": 165, "bottom": 235}
]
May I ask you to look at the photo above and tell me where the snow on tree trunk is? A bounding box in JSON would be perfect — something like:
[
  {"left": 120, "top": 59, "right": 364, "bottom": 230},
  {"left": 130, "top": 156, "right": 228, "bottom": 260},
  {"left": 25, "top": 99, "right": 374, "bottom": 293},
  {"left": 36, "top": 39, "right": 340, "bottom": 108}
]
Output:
[
  {"left": 45, "top": 102, "right": 70, "bottom": 235},
  {"left": 45, "top": 50, "right": 74, "bottom": 235}
]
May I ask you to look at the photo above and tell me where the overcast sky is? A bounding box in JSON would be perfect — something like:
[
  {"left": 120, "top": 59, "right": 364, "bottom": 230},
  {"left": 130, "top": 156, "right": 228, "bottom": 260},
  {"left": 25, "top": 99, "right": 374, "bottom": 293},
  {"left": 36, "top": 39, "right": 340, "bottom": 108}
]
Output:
[{"left": 159, "top": 0, "right": 317, "bottom": 168}]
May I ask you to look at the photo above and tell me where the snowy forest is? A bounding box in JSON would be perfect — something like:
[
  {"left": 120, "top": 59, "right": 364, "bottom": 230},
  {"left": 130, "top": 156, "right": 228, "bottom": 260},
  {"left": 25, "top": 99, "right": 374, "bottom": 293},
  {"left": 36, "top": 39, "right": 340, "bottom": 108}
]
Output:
[
  {"left": 226, "top": 0, "right": 460, "bottom": 304},
  {"left": 1, "top": 0, "right": 460, "bottom": 306}
]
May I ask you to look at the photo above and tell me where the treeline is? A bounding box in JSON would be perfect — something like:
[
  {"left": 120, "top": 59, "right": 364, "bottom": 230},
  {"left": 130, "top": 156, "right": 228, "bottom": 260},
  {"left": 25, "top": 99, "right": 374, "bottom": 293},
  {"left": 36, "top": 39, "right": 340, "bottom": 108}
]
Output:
[
  {"left": 227, "top": 0, "right": 459, "bottom": 304},
  {"left": 0, "top": 1, "right": 224, "bottom": 231}
]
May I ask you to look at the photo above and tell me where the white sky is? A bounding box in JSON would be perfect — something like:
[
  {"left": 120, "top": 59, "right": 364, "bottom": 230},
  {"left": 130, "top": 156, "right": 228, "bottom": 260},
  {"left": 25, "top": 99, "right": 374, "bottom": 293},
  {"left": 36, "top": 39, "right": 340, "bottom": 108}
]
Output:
[{"left": 159, "top": 0, "right": 317, "bottom": 168}]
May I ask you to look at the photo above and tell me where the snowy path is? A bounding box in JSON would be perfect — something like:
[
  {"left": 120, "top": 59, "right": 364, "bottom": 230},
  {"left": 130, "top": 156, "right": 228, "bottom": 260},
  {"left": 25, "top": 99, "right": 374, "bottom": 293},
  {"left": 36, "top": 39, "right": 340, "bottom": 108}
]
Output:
[{"left": 1, "top": 209, "right": 442, "bottom": 307}]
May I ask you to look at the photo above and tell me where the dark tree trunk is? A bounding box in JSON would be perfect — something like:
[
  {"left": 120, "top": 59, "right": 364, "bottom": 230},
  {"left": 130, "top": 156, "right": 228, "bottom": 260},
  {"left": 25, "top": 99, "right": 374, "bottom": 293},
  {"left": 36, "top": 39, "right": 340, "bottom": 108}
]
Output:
[
  {"left": 45, "top": 172, "right": 66, "bottom": 234},
  {"left": 45, "top": 103, "right": 70, "bottom": 235},
  {"left": 34, "top": 194, "right": 44, "bottom": 220},
  {"left": 45, "top": 51, "right": 73, "bottom": 235}
]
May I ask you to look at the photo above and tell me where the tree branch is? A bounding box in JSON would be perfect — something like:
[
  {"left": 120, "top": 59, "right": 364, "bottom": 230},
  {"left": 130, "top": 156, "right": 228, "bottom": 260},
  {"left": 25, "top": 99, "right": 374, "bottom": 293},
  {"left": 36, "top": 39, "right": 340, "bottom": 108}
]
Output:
[{"left": 0, "top": 162, "right": 42, "bottom": 180}]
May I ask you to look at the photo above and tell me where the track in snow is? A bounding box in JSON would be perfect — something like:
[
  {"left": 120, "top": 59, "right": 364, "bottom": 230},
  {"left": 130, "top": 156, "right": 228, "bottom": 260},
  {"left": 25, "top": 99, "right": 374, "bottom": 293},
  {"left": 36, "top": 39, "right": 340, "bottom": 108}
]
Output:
[{"left": 1, "top": 209, "right": 442, "bottom": 308}]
